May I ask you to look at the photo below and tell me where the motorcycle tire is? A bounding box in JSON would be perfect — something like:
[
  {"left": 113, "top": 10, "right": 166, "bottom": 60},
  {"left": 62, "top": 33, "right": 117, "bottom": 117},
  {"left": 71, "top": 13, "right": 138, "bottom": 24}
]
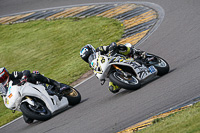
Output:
[
  {"left": 23, "top": 114, "right": 34, "bottom": 124},
  {"left": 150, "top": 55, "right": 170, "bottom": 76},
  {"left": 20, "top": 99, "right": 52, "bottom": 121},
  {"left": 62, "top": 87, "right": 81, "bottom": 106},
  {"left": 109, "top": 71, "right": 141, "bottom": 90}
]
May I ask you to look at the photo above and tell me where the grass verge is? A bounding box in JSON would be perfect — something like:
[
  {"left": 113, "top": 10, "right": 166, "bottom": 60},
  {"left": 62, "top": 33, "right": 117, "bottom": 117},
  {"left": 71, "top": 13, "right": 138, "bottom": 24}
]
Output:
[
  {"left": 0, "top": 16, "right": 124, "bottom": 126},
  {"left": 139, "top": 102, "right": 200, "bottom": 133}
]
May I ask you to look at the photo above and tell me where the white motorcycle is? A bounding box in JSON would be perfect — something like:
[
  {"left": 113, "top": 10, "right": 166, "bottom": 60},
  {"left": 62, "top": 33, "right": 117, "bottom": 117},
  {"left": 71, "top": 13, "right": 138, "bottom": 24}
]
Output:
[
  {"left": 89, "top": 50, "right": 169, "bottom": 91},
  {"left": 0, "top": 81, "right": 81, "bottom": 124}
]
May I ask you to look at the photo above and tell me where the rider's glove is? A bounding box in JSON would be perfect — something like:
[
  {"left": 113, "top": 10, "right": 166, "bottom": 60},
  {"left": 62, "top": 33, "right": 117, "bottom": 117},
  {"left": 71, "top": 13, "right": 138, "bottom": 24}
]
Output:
[
  {"left": 18, "top": 76, "right": 27, "bottom": 86},
  {"left": 108, "top": 42, "right": 118, "bottom": 52},
  {"left": 140, "top": 51, "right": 146, "bottom": 59}
]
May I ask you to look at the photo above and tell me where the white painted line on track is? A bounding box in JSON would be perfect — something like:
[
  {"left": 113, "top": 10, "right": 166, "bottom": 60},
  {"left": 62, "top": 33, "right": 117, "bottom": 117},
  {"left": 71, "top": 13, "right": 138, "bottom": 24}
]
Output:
[
  {"left": 74, "top": 75, "right": 95, "bottom": 88},
  {"left": 0, "top": 116, "right": 23, "bottom": 129}
]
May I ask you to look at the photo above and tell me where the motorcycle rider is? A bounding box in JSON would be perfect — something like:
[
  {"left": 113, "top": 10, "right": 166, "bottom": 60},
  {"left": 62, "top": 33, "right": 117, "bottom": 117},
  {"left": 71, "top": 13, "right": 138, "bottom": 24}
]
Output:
[
  {"left": 0, "top": 67, "right": 69, "bottom": 99},
  {"left": 80, "top": 42, "right": 146, "bottom": 93}
]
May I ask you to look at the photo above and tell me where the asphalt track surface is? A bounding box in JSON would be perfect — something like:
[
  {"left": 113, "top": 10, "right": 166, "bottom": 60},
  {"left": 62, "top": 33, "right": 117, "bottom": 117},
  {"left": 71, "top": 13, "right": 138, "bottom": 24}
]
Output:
[{"left": 1, "top": 0, "right": 200, "bottom": 133}]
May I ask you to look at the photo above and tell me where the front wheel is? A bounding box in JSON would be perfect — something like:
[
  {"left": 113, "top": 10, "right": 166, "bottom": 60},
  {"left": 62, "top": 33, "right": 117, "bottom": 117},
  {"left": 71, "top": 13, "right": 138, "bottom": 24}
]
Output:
[
  {"left": 62, "top": 87, "right": 81, "bottom": 106},
  {"left": 20, "top": 98, "right": 52, "bottom": 121},
  {"left": 23, "top": 114, "right": 34, "bottom": 124},
  {"left": 109, "top": 71, "right": 141, "bottom": 90}
]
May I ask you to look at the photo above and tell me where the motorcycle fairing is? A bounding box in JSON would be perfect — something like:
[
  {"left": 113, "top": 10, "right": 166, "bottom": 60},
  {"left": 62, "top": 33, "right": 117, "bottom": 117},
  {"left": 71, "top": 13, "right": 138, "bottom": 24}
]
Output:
[
  {"left": 3, "top": 82, "right": 69, "bottom": 113},
  {"left": 4, "top": 81, "right": 21, "bottom": 110},
  {"left": 20, "top": 83, "right": 69, "bottom": 113},
  {"left": 93, "top": 54, "right": 157, "bottom": 81}
]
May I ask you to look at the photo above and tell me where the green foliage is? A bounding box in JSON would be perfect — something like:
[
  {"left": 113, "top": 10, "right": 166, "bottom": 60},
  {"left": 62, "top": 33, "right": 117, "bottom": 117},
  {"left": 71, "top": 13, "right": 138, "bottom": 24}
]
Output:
[
  {"left": 0, "top": 16, "right": 123, "bottom": 84},
  {"left": 0, "top": 16, "right": 124, "bottom": 126},
  {"left": 139, "top": 102, "right": 200, "bottom": 133}
]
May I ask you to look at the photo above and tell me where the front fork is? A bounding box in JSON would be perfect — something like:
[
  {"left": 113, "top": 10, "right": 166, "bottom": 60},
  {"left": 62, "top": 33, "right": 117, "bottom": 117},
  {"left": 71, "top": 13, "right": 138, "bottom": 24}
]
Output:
[
  {"left": 21, "top": 96, "right": 35, "bottom": 106},
  {"left": 112, "top": 65, "right": 131, "bottom": 77},
  {"left": 101, "top": 65, "right": 124, "bottom": 85}
]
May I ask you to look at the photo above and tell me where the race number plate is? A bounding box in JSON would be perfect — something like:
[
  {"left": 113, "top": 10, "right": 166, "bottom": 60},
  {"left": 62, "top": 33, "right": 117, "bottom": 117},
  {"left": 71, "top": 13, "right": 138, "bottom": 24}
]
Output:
[{"left": 149, "top": 66, "right": 156, "bottom": 73}]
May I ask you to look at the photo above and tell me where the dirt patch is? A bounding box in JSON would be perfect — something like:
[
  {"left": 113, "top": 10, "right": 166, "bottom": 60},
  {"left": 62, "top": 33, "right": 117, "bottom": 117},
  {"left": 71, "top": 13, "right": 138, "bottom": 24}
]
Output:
[{"left": 70, "top": 70, "right": 94, "bottom": 86}]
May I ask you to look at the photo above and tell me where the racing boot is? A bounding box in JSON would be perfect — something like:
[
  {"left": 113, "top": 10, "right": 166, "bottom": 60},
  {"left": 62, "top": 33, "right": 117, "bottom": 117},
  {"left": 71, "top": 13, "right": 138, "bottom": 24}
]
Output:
[
  {"left": 48, "top": 79, "right": 63, "bottom": 100},
  {"left": 48, "top": 79, "right": 60, "bottom": 92},
  {"left": 108, "top": 82, "right": 121, "bottom": 93}
]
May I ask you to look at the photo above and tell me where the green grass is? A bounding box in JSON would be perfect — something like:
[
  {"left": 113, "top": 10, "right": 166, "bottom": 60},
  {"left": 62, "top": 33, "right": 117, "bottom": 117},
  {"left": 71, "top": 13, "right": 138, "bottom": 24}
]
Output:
[
  {"left": 0, "top": 98, "right": 22, "bottom": 126},
  {"left": 0, "top": 16, "right": 124, "bottom": 126},
  {"left": 139, "top": 102, "right": 200, "bottom": 133}
]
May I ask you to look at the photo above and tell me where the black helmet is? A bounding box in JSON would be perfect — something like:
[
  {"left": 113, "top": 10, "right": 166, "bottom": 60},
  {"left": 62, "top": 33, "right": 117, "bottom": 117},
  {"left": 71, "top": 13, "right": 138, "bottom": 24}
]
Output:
[
  {"left": 0, "top": 67, "right": 9, "bottom": 86},
  {"left": 80, "top": 44, "right": 96, "bottom": 63}
]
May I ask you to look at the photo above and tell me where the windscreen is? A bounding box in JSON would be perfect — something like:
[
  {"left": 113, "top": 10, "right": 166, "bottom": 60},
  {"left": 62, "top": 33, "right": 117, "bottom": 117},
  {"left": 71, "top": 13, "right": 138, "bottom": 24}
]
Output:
[{"left": 0, "top": 83, "right": 7, "bottom": 96}]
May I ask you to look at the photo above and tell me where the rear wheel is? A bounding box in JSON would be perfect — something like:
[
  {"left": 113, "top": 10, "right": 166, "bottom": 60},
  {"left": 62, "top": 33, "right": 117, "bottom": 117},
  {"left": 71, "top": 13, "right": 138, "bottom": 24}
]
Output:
[
  {"left": 109, "top": 71, "right": 141, "bottom": 90},
  {"left": 62, "top": 87, "right": 81, "bottom": 106},
  {"left": 20, "top": 98, "right": 52, "bottom": 121},
  {"left": 147, "top": 55, "right": 170, "bottom": 76}
]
